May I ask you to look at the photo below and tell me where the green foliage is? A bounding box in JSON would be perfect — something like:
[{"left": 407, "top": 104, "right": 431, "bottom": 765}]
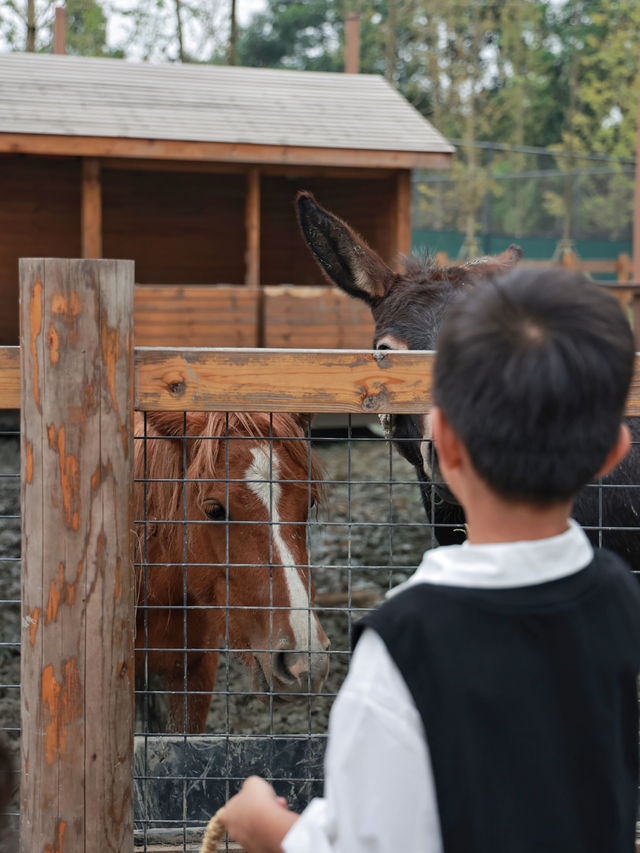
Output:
[
  {"left": 236, "top": 0, "right": 342, "bottom": 71},
  {"left": 66, "top": 0, "right": 123, "bottom": 57}
]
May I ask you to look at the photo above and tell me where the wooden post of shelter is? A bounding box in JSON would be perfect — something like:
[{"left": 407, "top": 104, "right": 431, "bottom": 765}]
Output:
[
  {"left": 82, "top": 158, "right": 103, "bottom": 258},
  {"left": 245, "top": 167, "right": 261, "bottom": 290},
  {"left": 394, "top": 170, "right": 412, "bottom": 261},
  {"left": 20, "top": 258, "right": 135, "bottom": 853}
]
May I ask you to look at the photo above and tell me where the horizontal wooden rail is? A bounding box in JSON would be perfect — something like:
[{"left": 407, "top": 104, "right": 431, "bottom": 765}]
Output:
[
  {"left": 3, "top": 345, "right": 640, "bottom": 415},
  {"left": 0, "top": 346, "right": 19, "bottom": 409},
  {"left": 135, "top": 347, "right": 435, "bottom": 412}
]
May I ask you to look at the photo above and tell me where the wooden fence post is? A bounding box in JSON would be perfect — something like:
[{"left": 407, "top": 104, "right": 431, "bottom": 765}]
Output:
[{"left": 19, "top": 258, "right": 135, "bottom": 853}]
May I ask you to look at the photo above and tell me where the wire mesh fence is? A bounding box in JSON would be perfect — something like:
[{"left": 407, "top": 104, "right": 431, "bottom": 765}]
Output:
[
  {"left": 130, "top": 409, "right": 640, "bottom": 850},
  {"left": 2, "top": 402, "right": 640, "bottom": 850},
  {"left": 413, "top": 147, "right": 635, "bottom": 263},
  {"left": 0, "top": 410, "right": 20, "bottom": 852},
  {"left": 131, "top": 411, "right": 433, "bottom": 848}
]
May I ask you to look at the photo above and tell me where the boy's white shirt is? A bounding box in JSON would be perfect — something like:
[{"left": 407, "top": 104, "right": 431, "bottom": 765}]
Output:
[{"left": 282, "top": 519, "right": 594, "bottom": 853}]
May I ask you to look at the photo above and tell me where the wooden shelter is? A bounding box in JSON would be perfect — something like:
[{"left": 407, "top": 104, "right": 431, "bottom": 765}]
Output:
[{"left": 0, "top": 52, "right": 453, "bottom": 347}]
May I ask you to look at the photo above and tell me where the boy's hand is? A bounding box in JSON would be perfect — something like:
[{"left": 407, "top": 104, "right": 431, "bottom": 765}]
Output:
[{"left": 223, "top": 776, "right": 297, "bottom": 853}]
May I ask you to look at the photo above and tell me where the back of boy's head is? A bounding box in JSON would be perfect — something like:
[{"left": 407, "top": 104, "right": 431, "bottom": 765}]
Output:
[{"left": 433, "top": 268, "right": 635, "bottom": 504}]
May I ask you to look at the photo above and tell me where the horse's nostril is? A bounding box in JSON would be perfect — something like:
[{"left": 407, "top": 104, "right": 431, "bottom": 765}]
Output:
[{"left": 272, "top": 650, "right": 298, "bottom": 686}]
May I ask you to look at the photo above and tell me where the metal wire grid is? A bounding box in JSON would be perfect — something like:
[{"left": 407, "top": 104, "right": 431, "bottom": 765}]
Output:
[
  {"left": 0, "top": 411, "right": 20, "bottom": 849},
  {"left": 0, "top": 409, "right": 637, "bottom": 850},
  {"left": 132, "top": 413, "right": 432, "bottom": 849},
  {"left": 131, "top": 413, "right": 640, "bottom": 850}
]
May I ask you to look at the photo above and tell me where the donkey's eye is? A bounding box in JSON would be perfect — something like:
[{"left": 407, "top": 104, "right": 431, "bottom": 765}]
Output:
[{"left": 203, "top": 500, "right": 227, "bottom": 521}]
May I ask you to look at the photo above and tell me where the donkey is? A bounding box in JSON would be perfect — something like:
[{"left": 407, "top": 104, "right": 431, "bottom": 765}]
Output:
[{"left": 296, "top": 191, "right": 640, "bottom": 565}]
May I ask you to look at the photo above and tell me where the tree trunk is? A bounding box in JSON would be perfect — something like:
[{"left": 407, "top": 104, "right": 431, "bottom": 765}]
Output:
[
  {"left": 386, "top": 0, "right": 398, "bottom": 83},
  {"left": 460, "top": 4, "right": 481, "bottom": 258},
  {"left": 26, "top": 0, "right": 36, "bottom": 51},
  {"left": 227, "top": 0, "right": 237, "bottom": 65},
  {"left": 175, "top": 0, "right": 186, "bottom": 62}
]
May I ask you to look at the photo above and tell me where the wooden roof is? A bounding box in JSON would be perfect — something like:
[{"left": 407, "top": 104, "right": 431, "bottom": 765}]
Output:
[{"left": 0, "top": 52, "right": 454, "bottom": 168}]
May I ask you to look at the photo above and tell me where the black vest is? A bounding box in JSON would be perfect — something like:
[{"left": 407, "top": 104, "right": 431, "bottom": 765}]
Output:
[{"left": 354, "top": 550, "right": 640, "bottom": 853}]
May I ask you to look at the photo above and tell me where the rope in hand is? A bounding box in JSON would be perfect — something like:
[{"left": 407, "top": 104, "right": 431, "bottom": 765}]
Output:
[{"left": 199, "top": 806, "right": 227, "bottom": 853}]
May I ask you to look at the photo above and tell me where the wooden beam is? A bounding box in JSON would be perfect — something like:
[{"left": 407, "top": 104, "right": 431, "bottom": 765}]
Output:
[
  {"left": 3, "top": 346, "right": 640, "bottom": 415},
  {"left": 134, "top": 347, "right": 435, "bottom": 412},
  {"left": 100, "top": 157, "right": 396, "bottom": 180},
  {"left": 81, "top": 157, "right": 102, "bottom": 258},
  {"left": 245, "top": 168, "right": 261, "bottom": 288},
  {"left": 0, "top": 133, "right": 454, "bottom": 171},
  {"left": 0, "top": 345, "right": 19, "bottom": 408},
  {"left": 395, "top": 170, "right": 412, "bottom": 259},
  {"left": 19, "top": 258, "right": 134, "bottom": 853}
]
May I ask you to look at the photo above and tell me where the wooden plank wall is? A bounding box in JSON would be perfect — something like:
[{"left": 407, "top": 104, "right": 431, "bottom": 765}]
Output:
[
  {"left": 134, "top": 285, "right": 259, "bottom": 347},
  {"left": 102, "top": 168, "right": 246, "bottom": 285},
  {"left": 263, "top": 285, "right": 374, "bottom": 348},
  {"left": 259, "top": 174, "right": 397, "bottom": 286},
  {"left": 0, "top": 157, "right": 82, "bottom": 345}
]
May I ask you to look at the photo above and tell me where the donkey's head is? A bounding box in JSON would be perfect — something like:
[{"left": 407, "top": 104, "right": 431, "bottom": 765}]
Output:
[{"left": 296, "top": 191, "right": 522, "bottom": 518}]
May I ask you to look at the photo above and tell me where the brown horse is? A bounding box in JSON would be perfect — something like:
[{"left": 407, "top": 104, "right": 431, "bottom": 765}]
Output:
[
  {"left": 133, "top": 409, "right": 330, "bottom": 732},
  {"left": 295, "top": 191, "right": 640, "bottom": 566}
]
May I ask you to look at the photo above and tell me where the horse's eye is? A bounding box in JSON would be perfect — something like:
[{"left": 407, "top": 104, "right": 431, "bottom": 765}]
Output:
[{"left": 203, "top": 500, "right": 227, "bottom": 521}]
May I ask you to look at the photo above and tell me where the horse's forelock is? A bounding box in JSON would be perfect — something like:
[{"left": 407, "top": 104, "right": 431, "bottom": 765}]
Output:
[
  {"left": 134, "top": 411, "right": 324, "bottom": 547},
  {"left": 181, "top": 411, "right": 324, "bottom": 507}
]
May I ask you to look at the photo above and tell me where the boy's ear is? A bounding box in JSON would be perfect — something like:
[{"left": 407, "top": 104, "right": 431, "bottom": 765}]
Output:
[
  {"left": 431, "top": 406, "right": 464, "bottom": 472},
  {"left": 596, "top": 423, "right": 632, "bottom": 478}
]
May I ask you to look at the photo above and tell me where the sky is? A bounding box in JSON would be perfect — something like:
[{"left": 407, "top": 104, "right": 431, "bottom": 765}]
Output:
[{"left": 236, "top": 0, "right": 267, "bottom": 26}]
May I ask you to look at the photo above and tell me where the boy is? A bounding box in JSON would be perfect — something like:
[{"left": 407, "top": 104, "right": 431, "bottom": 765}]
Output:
[{"left": 223, "top": 268, "right": 640, "bottom": 853}]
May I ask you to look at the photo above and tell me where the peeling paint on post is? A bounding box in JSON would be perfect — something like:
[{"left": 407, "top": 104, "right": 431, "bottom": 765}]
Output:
[{"left": 20, "top": 258, "right": 135, "bottom": 853}]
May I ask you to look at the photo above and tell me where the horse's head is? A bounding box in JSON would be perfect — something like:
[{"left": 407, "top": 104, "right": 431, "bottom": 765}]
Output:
[
  {"left": 296, "top": 191, "right": 522, "bottom": 507},
  {"left": 135, "top": 410, "right": 330, "bottom": 705}
]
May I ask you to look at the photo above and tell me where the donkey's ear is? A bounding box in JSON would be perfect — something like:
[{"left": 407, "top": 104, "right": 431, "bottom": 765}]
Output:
[
  {"left": 460, "top": 244, "right": 523, "bottom": 279},
  {"left": 296, "top": 191, "right": 394, "bottom": 305}
]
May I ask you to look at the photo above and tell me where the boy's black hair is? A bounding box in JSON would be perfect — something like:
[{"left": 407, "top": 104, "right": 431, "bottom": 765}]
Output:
[{"left": 432, "top": 268, "right": 635, "bottom": 504}]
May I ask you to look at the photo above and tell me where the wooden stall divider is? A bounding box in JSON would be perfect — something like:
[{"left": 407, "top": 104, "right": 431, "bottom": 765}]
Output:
[{"left": 19, "top": 258, "right": 135, "bottom": 853}]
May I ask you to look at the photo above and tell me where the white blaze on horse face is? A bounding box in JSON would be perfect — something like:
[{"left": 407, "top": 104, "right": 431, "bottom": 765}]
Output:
[
  {"left": 245, "top": 446, "right": 323, "bottom": 655},
  {"left": 418, "top": 413, "right": 434, "bottom": 479}
]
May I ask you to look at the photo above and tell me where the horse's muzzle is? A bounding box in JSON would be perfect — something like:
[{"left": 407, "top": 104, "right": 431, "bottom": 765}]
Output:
[{"left": 253, "top": 638, "right": 331, "bottom": 703}]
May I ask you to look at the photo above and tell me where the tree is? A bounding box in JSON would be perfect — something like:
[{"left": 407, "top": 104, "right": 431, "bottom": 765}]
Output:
[
  {"left": 111, "top": 0, "right": 227, "bottom": 63},
  {"left": 0, "top": 0, "right": 55, "bottom": 51},
  {"left": 236, "top": 0, "right": 341, "bottom": 71},
  {"left": 66, "top": 0, "right": 122, "bottom": 57},
  {"left": 539, "top": 0, "right": 640, "bottom": 243}
]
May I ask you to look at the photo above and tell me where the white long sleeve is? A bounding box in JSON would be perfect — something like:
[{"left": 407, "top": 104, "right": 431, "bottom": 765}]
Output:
[
  {"left": 282, "top": 628, "right": 443, "bottom": 853},
  {"left": 283, "top": 521, "right": 592, "bottom": 852}
]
